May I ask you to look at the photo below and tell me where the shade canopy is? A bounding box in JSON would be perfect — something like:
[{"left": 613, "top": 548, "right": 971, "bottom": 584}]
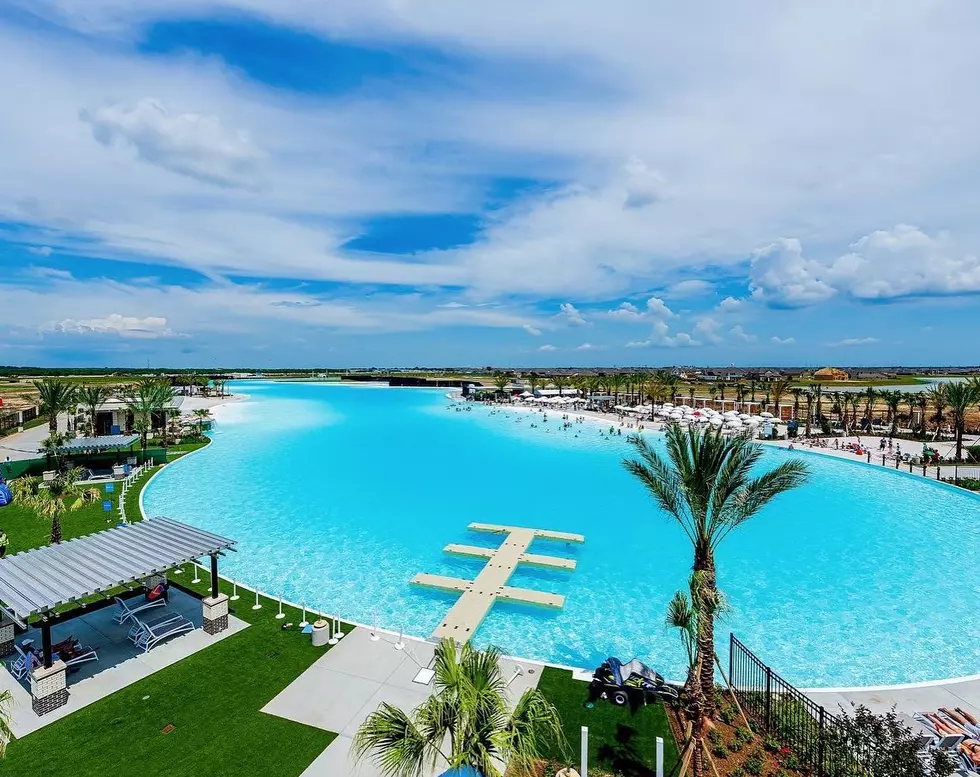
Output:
[
  {"left": 51, "top": 434, "right": 140, "bottom": 454},
  {"left": 0, "top": 517, "right": 236, "bottom": 625}
]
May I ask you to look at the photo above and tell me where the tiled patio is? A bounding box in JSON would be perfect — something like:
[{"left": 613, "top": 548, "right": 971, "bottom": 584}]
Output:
[
  {"left": 262, "top": 628, "right": 544, "bottom": 777},
  {"left": 0, "top": 588, "right": 249, "bottom": 737}
]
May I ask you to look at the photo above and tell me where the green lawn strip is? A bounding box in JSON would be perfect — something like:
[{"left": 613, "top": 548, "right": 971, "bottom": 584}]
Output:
[
  {"left": 4, "top": 568, "right": 346, "bottom": 777},
  {"left": 124, "top": 465, "right": 159, "bottom": 522},
  {"left": 536, "top": 667, "right": 679, "bottom": 776}
]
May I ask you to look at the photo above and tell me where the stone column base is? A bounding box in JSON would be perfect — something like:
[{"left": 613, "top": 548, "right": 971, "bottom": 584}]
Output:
[
  {"left": 31, "top": 660, "right": 69, "bottom": 716},
  {"left": 0, "top": 616, "right": 14, "bottom": 658},
  {"left": 202, "top": 593, "right": 229, "bottom": 635}
]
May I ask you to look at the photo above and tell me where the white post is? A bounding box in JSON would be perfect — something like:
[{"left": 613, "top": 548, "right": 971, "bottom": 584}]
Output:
[
  {"left": 191, "top": 563, "right": 202, "bottom": 584},
  {"left": 581, "top": 726, "right": 588, "bottom": 777},
  {"left": 252, "top": 590, "right": 262, "bottom": 610},
  {"left": 328, "top": 620, "right": 339, "bottom": 646},
  {"left": 334, "top": 616, "right": 344, "bottom": 638},
  {"left": 230, "top": 581, "right": 239, "bottom": 601},
  {"left": 370, "top": 610, "right": 379, "bottom": 641},
  {"left": 299, "top": 604, "right": 309, "bottom": 628},
  {"left": 395, "top": 627, "right": 405, "bottom": 651},
  {"left": 656, "top": 736, "right": 664, "bottom": 777},
  {"left": 276, "top": 596, "right": 285, "bottom": 619}
]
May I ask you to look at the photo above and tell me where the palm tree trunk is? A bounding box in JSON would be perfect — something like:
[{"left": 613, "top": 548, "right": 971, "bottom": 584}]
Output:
[
  {"left": 697, "top": 561, "right": 717, "bottom": 719},
  {"left": 48, "top": 414, "right": 58, "bottom": 435}
]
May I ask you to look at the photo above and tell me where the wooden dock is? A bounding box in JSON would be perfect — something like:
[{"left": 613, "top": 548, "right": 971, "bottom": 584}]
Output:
[{"left": 412, "top": 523, "right": 583, "bottom": 642}]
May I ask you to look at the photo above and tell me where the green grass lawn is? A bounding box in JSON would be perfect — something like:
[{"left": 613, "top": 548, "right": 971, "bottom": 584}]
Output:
[
  {"left": 536, "top": 668, "right": 679, "bottom": 777},
  {"left": 3, "top": 566, "right": 341, "bottom": 776}
]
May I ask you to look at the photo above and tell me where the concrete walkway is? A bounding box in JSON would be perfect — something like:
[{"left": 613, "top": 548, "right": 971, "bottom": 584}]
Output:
[
  {"left": 806, "top": 675, "right": 980, "bottom": 721},
  {"left": 263, "top": 628, "right": 543, "bottom": 777}
]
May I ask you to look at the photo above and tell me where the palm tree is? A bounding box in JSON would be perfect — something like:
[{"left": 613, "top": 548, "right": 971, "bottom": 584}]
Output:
[
  {"left": 192, "top": 408, "right": 212, "bottom": 435},
  {"left": 803, "top": 390, "right": 814, "bottom": 436},
  {"left": 551, "top": 375, "right": 569, "bottom": 397},
  {"left": 527, "top": 373, "right": 543, "bottom": 394},
  {"left": 811, "top": 383, "right": 824, "bottom": 427},
  {"left": 608, "top": 373, "right": 624, "bottom": 403},
  {"left": 790, "top": 387, "right": 803, "bottom": 421},
  {"left": 882, "top": 391, "right": 903, "bottom": 437},
  {"left": 914, "top": 392, "right": 928, "bottom": 436},
  {"left": 77, "top": 385, "right": 112, "bottom": 437},
  {"left": 862, "top": 387, "right": 878, "bottom": 429},
  {"left": 0, "top": 688, "right": 11, "bottom": 757},
  {"left": 734, "top": 383, "right": 746, "bottom": 412},
  {"left": 748, "top": 379, "right": 757, "bottom": 403},
  {"left": 946, "top": 381, "right": 980, "bottom": 460},
  {"left": 770, "top": 378, "right": 792, "bottom": 421},
  {"left": 846, "top": 393, "right": 862, "bottom": 435},
  {"left": 707, "top": 383, "right": 719, "bottom": 410},
  {"left": 623, "top": 428, "right": 807, "bottom": 777},
  {"left": 666, "top": 589, "right": 697, "bottom": 689},
  {"left": 11, "top": 468, "right": 101, "bottom": 545},
  {"left": 32, "top": 379, "right": 77, "bottom": 435},
  {"left": 688, "top": 382, "right": 698, "bottom": 408},
  {"left": 927, "top": 384, "right": 949, "bottom": 439},
  {"left": 126, "top": 379, "right": 172, "bottom": 450},
  {"left": 353, "top": 639, "right": 564, "bottom": 777},
  {"left": 492, "top": 373, "right": 510, "bottom": 396}
]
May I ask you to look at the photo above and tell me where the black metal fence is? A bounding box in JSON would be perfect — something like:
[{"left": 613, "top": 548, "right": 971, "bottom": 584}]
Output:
[
  {"left": 0, "top": 406, "right": 38, "bottom": 433},
  {"left": 729, "top": 634, "right": 872, "bottom": 776}
]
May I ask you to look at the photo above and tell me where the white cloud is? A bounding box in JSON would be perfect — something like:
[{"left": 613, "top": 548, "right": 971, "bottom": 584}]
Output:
[
  {"left": 522, "top": 324, "right": 542, "bottom": 336},
  {"left": 80, "top": 98, "right": 266, "bottom": 189},
  {"left": 749, "top": 239, "right": 835, "bottom": 307},
  {"left": 770, "top": 335, "right": 796, "bottom": 345},
  {"left": 645, "top": 296, "right": 675, "bottom": 318},
  {"left": 604, "top": 296, "right": 674, "bottom": 322},
  {"left": 575, "top": 342, "right": 601, "bottom": 350},
  {"left": 44, "top": 313, "right": 176, "bottom": 339},
  {"left": 538, "top": 343, "right": 558, "bottom": 351},
  {"left": 829, "top": 336, "right": 878, "bottom": 346},
  {"left": 626, "top": 320, "right": 700, "bottom": 348},
  {"left": 665, "top": 279, "right": 713, "bottom": 298},
  {"left": 27, "top": 245, "right": 52, "bottom": 256},
  {"left": 717, "top": 296, "right": 743, "bottom": 313},
  {"left": 623, "top": 156, "right": 665, "bottom": 209},
  {"left": 606, "top": 301, "right": 644, "bottom": 320},
  {"left": 730, "top": 324, "right": 757, "bottom": 343},
  {"left": 693, "top": 316, "right": 722, "bottom": 344},
  {"left": 556, "top": 302, "right": 589, "bottom": 326}
]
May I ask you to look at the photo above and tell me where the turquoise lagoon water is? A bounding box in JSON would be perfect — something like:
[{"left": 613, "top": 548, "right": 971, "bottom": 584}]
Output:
[{"left": 144, "top": 380, "right": 980, "bottom": 687}]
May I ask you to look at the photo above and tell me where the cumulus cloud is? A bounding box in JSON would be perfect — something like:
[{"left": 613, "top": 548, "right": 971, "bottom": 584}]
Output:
[
  {"left": 730, "top": 324, "right": 757, "bottom": 343},
  {"left": 575, "top": 342, "right": 600, "bottom": 350},
  {"left": 622, "top": 156, "right": 665, "bottom": 209},
  {"left": 770, "top": 335, "right": 796, "bottom": 345},
  {"left": 665, "top": 280, "right": 713, "bottom": 298},
  {"left": 44, "top": 313, "right": 176, "bottom": 338},
  {"left": 645, "top": 296, "right": 675, "bottom": 318},
  {"left": 604, "top": 297, "right": 674, "bottom": 321},
  {"left": 556, "top": 302, "right": 589, "bottom": 326},
  {"left": 717, "top": 296, "right": 743, "bottom": 313},
  {"left": 28, "top": 245, "right": 53, "bottom": 256},
  {"left": 522, "top": 324, "right": 542, "bottom": 336},
  {"left": 80, "top": 98, "right": 266, "bottom": 189},
  {"left": 749, "top": 239, "right": 836, "bottom": 307},
  {"left": 626, "top": 320, "right": 700, "bottom": 348},
  {"left": 538, "top": 343, "right": 558, "bottom": 351},
  {"left": 693, "top": 316, "right": 722, "bottom": 344},
  {"left": 829, "top": 336, "right": 878, "bottom": 346}
]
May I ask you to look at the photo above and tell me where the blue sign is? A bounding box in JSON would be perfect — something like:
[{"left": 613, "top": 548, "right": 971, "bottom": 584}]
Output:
[
  {"left": 105, "top": 483, "right": 115, "bottom": 493},
  {"left": 102, "top": 500, "right": 112, "bottom": 512}
]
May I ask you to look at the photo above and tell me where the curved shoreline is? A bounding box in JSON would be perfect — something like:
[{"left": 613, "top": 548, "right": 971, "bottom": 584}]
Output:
[{"left": 142, "top": 385, "right": 980, "bottom": 695}]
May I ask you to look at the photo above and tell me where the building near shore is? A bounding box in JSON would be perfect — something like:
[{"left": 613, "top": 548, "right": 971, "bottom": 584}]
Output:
[{"left": 813, "top": 367, "right": 850, "bottom": 381}]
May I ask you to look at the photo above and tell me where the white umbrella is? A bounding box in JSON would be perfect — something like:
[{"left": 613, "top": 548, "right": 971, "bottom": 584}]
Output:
[
  {"left": 521, "top": 391, "right": 532, "bottom": 397},
  {"left": 710, "top": 417, "right": 724, "bottom": 426},
  {"left": 739, "top": 413, "right": 751, "bottom": 420},
  {"left": 760, "top": 411, "right": 774, "bottom": 418}
]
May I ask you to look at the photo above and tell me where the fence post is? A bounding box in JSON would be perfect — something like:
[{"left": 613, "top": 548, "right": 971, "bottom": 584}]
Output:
[
  {"left": 936, "top": 466, "right": 940, "bottom": 481},
  {"left": 764, "top": 666, "right": 773, "bottom": 732},
  {"left": 817, "top": 706, "right": 826, "bottom": 777},
  {"left": 656, "top": 736, "right": 664, "bottom": 777},
  {"left": 581, "top": 726, "right": 589, "bottom": 777}
]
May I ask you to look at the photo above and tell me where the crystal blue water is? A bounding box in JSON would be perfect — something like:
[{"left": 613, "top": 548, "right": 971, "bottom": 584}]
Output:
[{"left": 144, "top": 380, "right": 980, "bottom": 687}]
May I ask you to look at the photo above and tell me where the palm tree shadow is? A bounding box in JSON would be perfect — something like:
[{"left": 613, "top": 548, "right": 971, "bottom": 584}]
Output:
[{"left": 596, "top": 723, "right": 655, "bottom": 777}]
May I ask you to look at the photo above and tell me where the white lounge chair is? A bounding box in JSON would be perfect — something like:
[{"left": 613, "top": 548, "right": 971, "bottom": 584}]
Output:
[
  {"left": 8, "top": 643, "right": 39, "bottom": 680},
  {"left": 61, "top": 645, "right": 98, "bottom": 668},
  {"left": 130, "top": 613, "right": 193, "bottom": 653},
  {"left": 112, "top": 594, "right": 166, "bottom": 625},
  {"left": 127, "top": 611, "right": 183, "bottom": 644}
]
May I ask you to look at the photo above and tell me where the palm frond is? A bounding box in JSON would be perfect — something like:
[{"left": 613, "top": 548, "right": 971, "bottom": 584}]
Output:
[{"left": 352, "top": 702, "right": 435, "bottom": 777}]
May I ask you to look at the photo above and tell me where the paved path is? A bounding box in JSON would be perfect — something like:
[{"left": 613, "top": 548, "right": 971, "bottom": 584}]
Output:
[
  {"left": 806, "top": 676, "right": 980, "bottom": 724},
  {"left": 0, "top": 421, "right": 57, "bottom": 462},
  {"left": 263, "top": 628, "right": 543, "bottom": 777}
]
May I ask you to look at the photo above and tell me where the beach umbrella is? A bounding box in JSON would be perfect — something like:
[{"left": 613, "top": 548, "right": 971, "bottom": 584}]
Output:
[
  {"left": 760, "top": 411, "right": 774, "bottom": 418},
  {"left": 739, "top": 413, "right": 751, "bottom": 420}
]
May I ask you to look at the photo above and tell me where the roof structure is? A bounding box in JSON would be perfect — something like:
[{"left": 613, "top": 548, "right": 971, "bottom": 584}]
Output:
[
  {"left": 52, "top": 434, "right": 140, "bottom": 454},
  {"left": 0, "top": 517, "right": 236, "bottom": 625}
]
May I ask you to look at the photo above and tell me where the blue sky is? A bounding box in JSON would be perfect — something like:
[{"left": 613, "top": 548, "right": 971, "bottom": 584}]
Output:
[{"left": 2, "top": 2, "right": 980, "bottom": 367}]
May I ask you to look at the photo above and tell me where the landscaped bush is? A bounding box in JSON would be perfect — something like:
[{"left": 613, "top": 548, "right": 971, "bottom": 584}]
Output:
[{"left": 743, "top": 750, "right": 765, "bottom": 775}]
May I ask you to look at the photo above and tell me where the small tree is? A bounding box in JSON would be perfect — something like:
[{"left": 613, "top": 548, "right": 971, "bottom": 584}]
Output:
[
  {"left": 10, "top": 468, "right": 101, "bottom": 545},
  {"left": 0, "top": 689, "right": 11, "bottom": 758},
  {"left": 832, "top": 705, "right": 955, "bottom": 777}
]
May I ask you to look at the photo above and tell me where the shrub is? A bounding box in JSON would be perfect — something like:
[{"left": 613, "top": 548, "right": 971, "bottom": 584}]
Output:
[
  {"left": 784, "top": 753, "right": 800, "bottom": 771},
  {"left": 712, "top": 743, "right": 729, "bottom": 759},
  {"left": 729, "top": 738, "right": 743, "bottom": 753},
  {"left": 735, "top": 726, "right": 753, "bottom": 744},
  {"left": 730, "top": 768, "right": 746, "bottom": 777},
  {"left": 707, "top": 728, "right": 724, "bottom": 746},
  {"left": 764, "top": 735, "right": 781, "bottom": 752},
  {"left": 719, "top": 705, "right": 737, "bottom": 724},
  {"left": 743, "top": 751, "right": 765, "bottom": 776}
]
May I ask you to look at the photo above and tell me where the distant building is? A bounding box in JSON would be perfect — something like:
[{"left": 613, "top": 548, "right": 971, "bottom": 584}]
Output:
[{"left": 813, "top": 367, "right": 850, "bottom": 381}]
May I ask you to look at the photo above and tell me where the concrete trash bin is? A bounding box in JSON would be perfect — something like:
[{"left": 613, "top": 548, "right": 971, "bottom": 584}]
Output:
[{"left": 311, "top": 619, "right": 330, "bottom": 647}]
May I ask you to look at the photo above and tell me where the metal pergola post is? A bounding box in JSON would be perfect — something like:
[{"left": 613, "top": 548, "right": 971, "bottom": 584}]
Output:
[
  {"left": 210, "top": 554, "right": 219, "bottom": 598},
  {"left": 41, "top": 618, "right": 53, "bottom": 669}
]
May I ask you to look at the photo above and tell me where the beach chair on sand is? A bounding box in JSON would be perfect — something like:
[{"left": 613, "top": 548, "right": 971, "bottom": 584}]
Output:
[
  {"left": 130, "top": 613, "right": 193, "bottom": 653},
  {"left": 112, "top": 594, "right": 166, "bottom": 625}
]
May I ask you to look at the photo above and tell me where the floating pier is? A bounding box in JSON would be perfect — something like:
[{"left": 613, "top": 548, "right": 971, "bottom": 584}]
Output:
[{"left": 412, "top": 522, "right": 584, "bottom": 642}]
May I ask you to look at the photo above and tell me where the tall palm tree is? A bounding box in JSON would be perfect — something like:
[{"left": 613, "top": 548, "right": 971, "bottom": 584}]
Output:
[
  {"left": 77, "top": 385, "right": 112, "bottom": 437},
  {"left": 748, "top": 379, "right": 757, "bottom": 403},
  {"left": 623, "top": 428, "right": 807, "bottom": 777},
  {"left": 666, "top": 589, "right": 697, "bottom": 689},
  {"left": 192, "top": 408, "right": 212, "bottom": 435},
  {"left": 863, "top": 387, "right": 878, "bottom": 429},
  {"left": 707, "top": 383, "right": 719, "bottom": 410},
  {"left": 734, "top": 383, "right": 747, "bottom": 412},
  {"left": 551, "top": 375, "right": 569, "bottom": 397},
  {"left": 882, "top": 391, "right": 903, "bottom": 437},
  {"left": 126, "top": 379, "right": 172, "bottom": 451},
  {"left": 492, "top": 373, "right": 510, "bottom": 396},
  {"left": 914, "top": 392, "right": 929, "bottom": 437},
  {"left": 946, "top": 381, "right": 980, "bottom": 460},
  {"left": 927, "top": 384, "right": 949, "bottom": 439},
  {"left": 688, "top": 382, "right": 698, "bottom": 408},
  {"left": 32, "top": 379, "right": 77, "bottom": 435},
  {"left": 811, "top": 383, "right": 824, "bottom": 427},
  {"left": 846, "top": 393, "right": 862, "bottom": 435},
  {"left": 770, "top": 378, "right": 792, "bottom": 421},
  {"left": 789, "top": 387, "right": 803, "bottom": 420},
  {"left": 527, "top": 373, "right": 543, "bottom": 394},
  {"left": 11, "top": 468, "right": 101, "bottom": 544},
  {"left": 608, "top": 373, "right": 624, "bottom": 403},
  {"left": 353, "top": 639, "right": 563, "bottom": 777},
  {"left": 803, "top": 390, "right": 814, "bottom": 436}
]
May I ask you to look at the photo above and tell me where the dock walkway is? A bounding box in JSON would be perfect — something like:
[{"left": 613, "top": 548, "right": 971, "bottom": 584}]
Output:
[{"left": 412, "top": 522, "right": 584, "bottom": 642}]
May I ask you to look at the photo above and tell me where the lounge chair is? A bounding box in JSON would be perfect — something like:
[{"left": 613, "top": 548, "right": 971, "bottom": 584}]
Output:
[
  {"left": 60, "top": 645, "right": 98, "bottom": 668},
  {"left": 113, "top": 594, "right": 166, "bottom": 625},
  {"left": 130, "top": 613, "right": 193, "bottom": 653},
  {"left": 8, "top": 643, "right": 39, "bottom": 680},
  {"left": 127, "top": 611, "right": 183, "bottom": 643}
]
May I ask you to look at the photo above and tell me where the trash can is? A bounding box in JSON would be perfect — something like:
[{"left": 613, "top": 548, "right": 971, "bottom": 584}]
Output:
[{"left": 311, "top": 619, "right": 331, "bottom": 647}]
